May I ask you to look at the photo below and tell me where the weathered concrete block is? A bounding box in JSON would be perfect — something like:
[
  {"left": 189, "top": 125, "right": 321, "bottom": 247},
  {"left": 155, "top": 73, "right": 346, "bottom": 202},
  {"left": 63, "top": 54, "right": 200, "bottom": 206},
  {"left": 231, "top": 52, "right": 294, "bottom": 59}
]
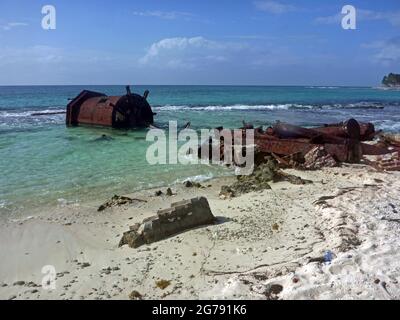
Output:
[{"left": 119, "top": 197, "right": 215, "bottom": 248}]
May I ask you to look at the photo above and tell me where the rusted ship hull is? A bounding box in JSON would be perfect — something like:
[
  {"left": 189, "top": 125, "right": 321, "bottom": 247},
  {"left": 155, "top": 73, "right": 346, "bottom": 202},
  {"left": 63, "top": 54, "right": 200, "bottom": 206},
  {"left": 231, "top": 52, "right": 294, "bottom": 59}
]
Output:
[{"left": 66, "top": 87, "right": 154, "bottom": 128}]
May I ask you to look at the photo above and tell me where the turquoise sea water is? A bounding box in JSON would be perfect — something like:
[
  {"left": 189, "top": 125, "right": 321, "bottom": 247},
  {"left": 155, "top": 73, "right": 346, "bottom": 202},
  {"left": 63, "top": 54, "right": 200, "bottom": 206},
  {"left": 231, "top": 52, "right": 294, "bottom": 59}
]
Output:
[{"left": 1, "top": 85, "right": 400, "bottom": 215}]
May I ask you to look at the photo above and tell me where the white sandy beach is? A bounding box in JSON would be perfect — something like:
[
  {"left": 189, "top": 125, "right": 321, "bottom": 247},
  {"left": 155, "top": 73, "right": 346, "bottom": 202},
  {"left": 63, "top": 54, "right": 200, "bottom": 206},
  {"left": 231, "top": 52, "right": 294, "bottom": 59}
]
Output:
[{"left": 0, "top": 164, "right": 399, "bottom": 300}]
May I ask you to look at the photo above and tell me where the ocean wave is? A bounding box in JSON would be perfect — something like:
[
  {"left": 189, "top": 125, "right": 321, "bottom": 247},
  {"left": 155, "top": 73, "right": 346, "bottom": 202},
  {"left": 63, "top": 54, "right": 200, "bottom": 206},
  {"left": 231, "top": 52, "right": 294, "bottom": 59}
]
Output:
[
  {"left": 374, "top": 120, "right": 400, "bottom": 133},
  {"left": 153, "top": 102, "right": 386, "bottom": 111},
  {"left": 0, "top": 108, "right": 65, "bottom": 118},
  {"left": 154, "top": 104, "right": 315, "bottom": 111},
  {"left": 174, "top": 173, "right": 215, "bottom": 184},
  {"left": 332, "top": 102, "right": 385, "bottom": 110},
  {"left": 307, "top": 86, "right": 340, "bottom": 89},
  {"left": 374, "top": 86, "right": 400, "bottom": 91}
]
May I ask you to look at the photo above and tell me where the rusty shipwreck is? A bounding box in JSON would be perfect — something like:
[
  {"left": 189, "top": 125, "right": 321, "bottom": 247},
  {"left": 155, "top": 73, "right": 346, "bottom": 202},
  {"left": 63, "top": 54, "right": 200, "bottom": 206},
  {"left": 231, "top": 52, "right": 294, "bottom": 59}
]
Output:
[
  {"left": 198, "top": 119, "right": 400, "bottom": 172},
  {"left": 66, "top": 86, "right": 155, "bottom": 128}
]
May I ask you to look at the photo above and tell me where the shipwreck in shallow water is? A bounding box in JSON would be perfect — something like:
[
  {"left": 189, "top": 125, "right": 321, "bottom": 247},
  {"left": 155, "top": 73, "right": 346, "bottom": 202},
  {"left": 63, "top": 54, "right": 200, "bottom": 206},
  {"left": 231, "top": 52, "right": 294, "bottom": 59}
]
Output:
[
  {"left": 198, "top": 118, "right": 400, "bottom": 171},
  {"left": 66, "top": 86, "right": 155, "bottom": 128}
]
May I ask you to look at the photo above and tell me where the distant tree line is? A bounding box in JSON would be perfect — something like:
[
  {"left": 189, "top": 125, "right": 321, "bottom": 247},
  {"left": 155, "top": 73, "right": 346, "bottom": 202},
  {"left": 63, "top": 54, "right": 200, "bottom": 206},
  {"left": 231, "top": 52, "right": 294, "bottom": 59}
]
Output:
[{"left": 382, "top": 73, "right": 400, "bottom": 87}]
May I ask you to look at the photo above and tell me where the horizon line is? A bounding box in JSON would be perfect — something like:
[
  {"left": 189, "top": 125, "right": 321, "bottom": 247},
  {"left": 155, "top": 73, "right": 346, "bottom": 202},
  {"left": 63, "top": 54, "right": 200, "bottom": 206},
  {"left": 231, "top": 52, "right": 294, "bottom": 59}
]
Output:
[{"left": 0, "top": 84, "right": 378, "bottom": 88}]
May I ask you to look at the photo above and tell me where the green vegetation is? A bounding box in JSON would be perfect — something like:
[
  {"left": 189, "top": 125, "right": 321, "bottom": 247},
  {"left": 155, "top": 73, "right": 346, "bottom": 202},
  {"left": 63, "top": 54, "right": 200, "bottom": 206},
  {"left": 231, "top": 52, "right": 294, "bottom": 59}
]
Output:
[{"left": 382, "top": 73, "right": 400, "bottom": 87}]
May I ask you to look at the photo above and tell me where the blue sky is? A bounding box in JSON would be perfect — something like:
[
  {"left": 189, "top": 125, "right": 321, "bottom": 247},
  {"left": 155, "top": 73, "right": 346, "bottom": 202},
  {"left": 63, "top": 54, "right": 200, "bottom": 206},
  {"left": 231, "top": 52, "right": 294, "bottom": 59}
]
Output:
[{"left": 0, "top": 0, "right": 399, "bottom": 85}]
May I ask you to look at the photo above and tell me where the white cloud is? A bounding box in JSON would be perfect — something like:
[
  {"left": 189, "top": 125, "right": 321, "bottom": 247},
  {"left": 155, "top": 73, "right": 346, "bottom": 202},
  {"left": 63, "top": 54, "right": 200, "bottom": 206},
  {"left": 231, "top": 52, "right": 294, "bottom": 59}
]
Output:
[
  {"left": 133, "top": 10, "right": 193, "bottom": 20},
  {"left": 254, "top": 1, "right": 296, "bottom": 14},
  {"left": 138, "top": 35, "right": 304, "bottom": 71},
  {"left": 315, "top": 9, "right": 400, "bottom": 26},
  {"left": 1, "top": 22, "right": 28, "bottom": 31},
  {"left": 139, "top": 36, "right": 236, "bottom": 68}
]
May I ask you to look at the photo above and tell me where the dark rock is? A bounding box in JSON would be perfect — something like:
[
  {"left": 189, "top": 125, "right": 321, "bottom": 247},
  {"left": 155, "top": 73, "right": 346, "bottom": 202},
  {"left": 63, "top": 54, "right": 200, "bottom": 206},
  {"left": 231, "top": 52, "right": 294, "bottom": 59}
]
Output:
[
  {"left": 129, "top": 290, "right": 142, "bottom": 300},
  {"left": 183, "top": 180, "right": 202, "bottom": 188},
  {"left": 166, "top": 188, "right": 173, "bottom": 196},
  {"left": 98, "top": 195, "right": 146, "bottom": 211},
  {"left": 13, "top": 281, "right": 25, "bottom": 286},
  {"left": 155, "top": 279, "right": 171, "bottom": 290},
  {"left": 26, "top": 281, "right": 39, "bottom": 287},
  {"left": 183, "top": 181, "right": 193, "bottom": 188},
  {"left": 93, "top": 134, "right": 114, "bottom": 142},
  {"left": 155, "top": 190, "right": 163, "bottom": 196},
  {"left": 308, "top": 256, "right": 325, "bottom": 263},
  {"left": 220, "top": 158, "right": 312, "bottom": 197},
  {"left": 219, "top": 185, "right": 235, "bottom": 198},
  {"left": 264, "top": 284, "right": 283, "bottom": 300}
]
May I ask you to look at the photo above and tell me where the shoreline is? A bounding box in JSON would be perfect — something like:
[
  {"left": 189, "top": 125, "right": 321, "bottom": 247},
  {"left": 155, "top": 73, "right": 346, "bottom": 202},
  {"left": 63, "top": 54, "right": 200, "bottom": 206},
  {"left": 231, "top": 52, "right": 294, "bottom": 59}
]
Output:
[
  {"left": 1, "top": 164, "right": 399, "bottom": 300},
  {"left": 0, "top": 170, "right": 233, "bottom": 220}
]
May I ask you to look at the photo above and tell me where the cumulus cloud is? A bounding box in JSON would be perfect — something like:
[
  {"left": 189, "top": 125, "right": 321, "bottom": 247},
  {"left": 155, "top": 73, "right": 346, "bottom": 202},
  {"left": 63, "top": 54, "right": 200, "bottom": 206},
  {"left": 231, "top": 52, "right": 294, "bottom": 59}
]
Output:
[
  {"left": 315, "top": 9, "right": 400, "bottom": 26},
  {"left": 254, "top": 1, "right": 296, "bottom": 14},
  {"left": 138, "top": 35, "right": 305, "bottom": 72},
  {"left": 1, "top": 22, "right": 28, "bottom": 31},
  {"left": 139, "top": 36, "right": 241, "bottom": 68},
  {"left": 132, "top": 10, "right": 193, "bottom": 20}
]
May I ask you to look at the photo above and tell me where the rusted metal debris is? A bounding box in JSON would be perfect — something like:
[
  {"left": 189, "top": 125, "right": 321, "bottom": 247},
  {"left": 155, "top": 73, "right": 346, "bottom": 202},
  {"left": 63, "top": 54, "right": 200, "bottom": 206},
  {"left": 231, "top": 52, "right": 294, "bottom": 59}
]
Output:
[
  {"left": 198, "top": 118, "right": 400, "bottom": 171},
  {"left": 66, "top": 86, "right": 155, "bottom": 128},
  {"left": 364, "top": 152, "right": 400, "bottom": 171}
]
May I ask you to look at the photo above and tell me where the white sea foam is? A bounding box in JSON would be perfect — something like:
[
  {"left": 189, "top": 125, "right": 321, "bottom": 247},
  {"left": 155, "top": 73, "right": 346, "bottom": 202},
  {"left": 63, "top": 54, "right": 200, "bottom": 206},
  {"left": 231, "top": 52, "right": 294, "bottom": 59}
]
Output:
[
  {"left": 375, "top": 120, "right": 400, "bottom": 132},
  {"left": 0, "top": 108, "right": 65, "bottom": 118},
  {"left": 175, "top": 173, "right": 215, "bottom": 184},
  {"left": 154, "top": 104, "right": 315, "bottom": 111},
  {"left": 153, "top": 102, "right": 386, "bottom": 112},
  {"left": 306, "top": 86, "right": 339, "bottom": 89},
  {"left": 0, "top": 102, "right": 388, "bottom": 120}
]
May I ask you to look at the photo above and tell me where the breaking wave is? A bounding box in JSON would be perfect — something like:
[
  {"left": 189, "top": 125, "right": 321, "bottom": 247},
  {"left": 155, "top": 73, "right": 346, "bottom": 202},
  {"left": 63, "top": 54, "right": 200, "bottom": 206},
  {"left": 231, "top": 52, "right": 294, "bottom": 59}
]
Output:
[
  {"left": 153, "top": 102, "right": 388, "bottom": 111},
  {"left": 155, "top": 104, "right": 312, "bottom": 111},
  {"left": 0, "top": 108, "right": 66, "bottom": 130},
  {"left": 306, "top": 86, "right": 340, "bottom": 89},
  {"left": 174, "top": 173, "right": 215, "bottom": 184},
  {"left": 374, "top": 120, "right": 400, "bottom": 133},
  {"left": 0, "top": 108, "right": 65, "bottom": 118},
  {"left": 0, "top": 101, "right": 391, "bottom": 119}
]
